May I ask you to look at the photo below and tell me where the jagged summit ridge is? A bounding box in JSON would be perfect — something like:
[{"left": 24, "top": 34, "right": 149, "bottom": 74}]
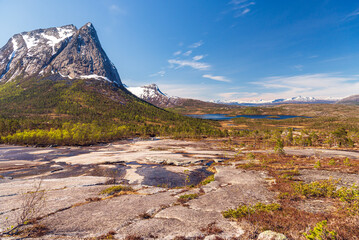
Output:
[{"left": 0, "top": 23, "right": 122, "bottom": 85}]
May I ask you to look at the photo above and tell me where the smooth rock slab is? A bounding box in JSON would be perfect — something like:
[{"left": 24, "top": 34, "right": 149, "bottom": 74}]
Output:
[
  {"left": 42, "top": 191, "right": 176, "bottom": 238},
  {"left": 257, "top": 230, "right": 287, "bottom": 240}
]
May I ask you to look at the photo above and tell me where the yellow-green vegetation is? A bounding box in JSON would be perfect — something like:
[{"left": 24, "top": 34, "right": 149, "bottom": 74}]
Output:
[
  {"left": 178, "top": 193, "right": 199, "bottom": 203},
  {"left": 246, "top": 152, "right": 256, "bottom": 160},
  {"left": 100, "top": 185, "right": 134, "bottom": 195},
  {"left": 343, "top": 157, "right": 351, "bottom": 166},
  {"left": 293, "top": 179, "right": 359, "bottom": 215},
  {"left": 328, "top": 158, "right": 336, "bottom": 166},
  {"left": 199, "top": 174, "right": 215, "bottom": 185},
  {"left": 303, "top": 220, "right": 337, "bottom": 240},
  {"left": 313, "top": 160, "right": 321, "bottom": 169},
  {"left": 279, "top": 167, "right": 300, "bottom": 180},
  {"left": 292, "top": 179, "right": 339, "bottom": 198},
  {"left": 222, "top": 202, "right": 281, "bottom": 219},
  {"left": 232, "top": 152, "right": 359, "bottom": 238}
]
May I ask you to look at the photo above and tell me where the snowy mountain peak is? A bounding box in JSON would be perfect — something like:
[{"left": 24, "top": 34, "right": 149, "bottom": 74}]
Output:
[
  {"left": 127, "top": 84, "right": 167, "bottom": 99},
  {"left": 0, "top": 23, "right": 122, "bottom": 86},
  {"left": 127, "top": 83, "right": 185, "bottom": 108}
]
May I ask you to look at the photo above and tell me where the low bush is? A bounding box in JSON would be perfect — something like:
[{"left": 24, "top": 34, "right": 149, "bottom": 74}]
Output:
[
  {"left": 178, "top": 193, "right": 199, "bottom": 203},
  {"left": 199, "top": 175, "right": 214, "bottom": 186},
  {"left": 303, "top": 220, "right": 336, "bottom": 240},
  {"left": 222, "top": 202, "right": 281, "bottom": 219},
  {"left": 100, "top": 185, "right": 134, "bottom": 195}
]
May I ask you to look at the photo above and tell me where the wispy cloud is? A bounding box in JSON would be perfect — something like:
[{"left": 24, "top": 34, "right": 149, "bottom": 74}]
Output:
[
  {"left": 229, "top": 0, "right": 255, "bottom": 18},
  {"left": 159, "top": 83, "right": 213, "bottom": 99},
  {"left": 250, "top": 73, "right": 359, "bottom": 100},
  {"left": 189, "top": 40, "right": 204, "bottom": 48},
  {"left": 149, "top": 70, "right": 165, "bottom": 77},
  {"left": 168, "top": 41, "right": 209, "bottom": 71},
  {"left": 203, "top": 74, "right": 231, "bottom": 82},
  {"left": 293, "top": 65, "right": 303, "bottom": 71},
  {"left": 109, "top": 4, "right": 126, "bottom": 15},
  {"left": 193, "top": 55, "right": 204, "bottom": 61},
  {"left": 344, "top": 8, "right": 359, "bottom": 21},
  {"left": 218, "top": 91, "right": 258, "bottom": 100},
  {"left": 173, "top": 51, "right": 182, "bottom": 56},
  {"left": 168, "top": 59, "right": 211, "bottom": 70},
  {"left": 183, "top": 50, "right": 192, "bottom": 56}
]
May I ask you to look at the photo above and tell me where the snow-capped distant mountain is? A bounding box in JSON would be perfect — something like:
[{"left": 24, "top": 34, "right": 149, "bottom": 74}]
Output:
[
  {"left": 127, "top": 84, "right": 182, "bottom": 108},
  {"left": 126, "top": 84, "right": 226, "bottom": 108},
  {"left": 212, "top": 96, "right": 338, "bottom": 106}
]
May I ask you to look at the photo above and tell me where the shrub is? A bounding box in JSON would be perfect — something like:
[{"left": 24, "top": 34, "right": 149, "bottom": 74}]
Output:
[
  {"left": 222, "top": 202, "right": 281, "bottom": 219},
  {"left": 246, "top": 152, "right": 256, "bottom": 160},
  {"left": 343, "top": 157, "right": 351, "bottom": 167},
  {"left": 292, "top": 179, "right": 339, "bottom": 198},
  {"left": 100, "top": 185, "right": 134, "bottom": 195},
  {"left": 314, "top": 160, "right": 321, "bottom": 169},
  {"left": 303, "top": 220, "right": 336, "bottom": 240},
  {"left": 200, "top": 175, "right": 214, "bottom": 185},
  {"left": 178, "top": 193, "right": 199, "bottom": 203},
  {"left": 274, "top": 138, "right": 285, "bottom": 155},
  {"left": 328, "top": 159, "right": 336, "bottom": 166}
]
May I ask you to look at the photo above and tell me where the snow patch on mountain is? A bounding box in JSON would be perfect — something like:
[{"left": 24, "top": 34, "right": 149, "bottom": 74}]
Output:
[
  {"left": 22, "top": 34, "right": 39, "bottom": 49},
  {"left": 80, "top": 74, "right": 111, "bottom": 82},
  {"left": 41, "top": 29, "right": 74, "bottom": 54},
  {"left": 11, "top": 38, "right": 18, "bottom": 51}
]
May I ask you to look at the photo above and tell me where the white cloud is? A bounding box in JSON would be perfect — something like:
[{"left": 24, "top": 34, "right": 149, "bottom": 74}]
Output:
[
  {"left": 345, "top": 9, "right": 359, "bottom": 20},
  {"left": 149, "top": 70, "right": 165, "bottom": 77},
  {"left": 159, "top": 83, "right": 213, "bottom": 99},
  {"left": 249, "top": 73, "right": 359, "bottom": 100},
  {"left": 173, "top": 51, "right": 182, "bottom": 56},
  {"left": 218, "top": 91, "right": 258, "bottom": 100},
  {"left": 241, "top": 8, "right": 250, "bottom": 15},
  {"left": 109, "top": 4, "right": 126, "bottom": 15},
  {"left": 202, "top": 74, "right": 231, "bottom": 83},
  {"left": 229, "top": 0, "right": 255, "bottom": 17},
  {"left": 193, "top": 55, "right": 204, "bottom": 61},
  {"left": 293, "top": 65, "right": 303, "bottom": 71},
  {"left": 183, "top": 50, "right": 192, "bottom": 56},
  {"left": 168, "top": 59, "right": 211, "bottom": 70},
  {"left": 189, "top": 40, "right": 203, "bottom": 48}
]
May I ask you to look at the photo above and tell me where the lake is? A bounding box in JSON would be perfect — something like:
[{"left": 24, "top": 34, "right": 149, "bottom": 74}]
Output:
[{"left": 187, "top": 114, "right": 307, "bottom": 121}]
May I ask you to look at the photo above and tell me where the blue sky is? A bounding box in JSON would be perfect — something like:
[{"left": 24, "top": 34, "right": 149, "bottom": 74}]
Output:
[{"left": 0, "top": 0, "right": 359, "bottom": 101}]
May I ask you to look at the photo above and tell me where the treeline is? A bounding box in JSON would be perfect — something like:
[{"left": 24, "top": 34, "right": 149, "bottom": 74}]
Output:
[
  {"left": 0, "top": 121, "right": 227, "bottom": 146},
  {"left": 226, "top": 126, "right": 358, "bottom": 149}
]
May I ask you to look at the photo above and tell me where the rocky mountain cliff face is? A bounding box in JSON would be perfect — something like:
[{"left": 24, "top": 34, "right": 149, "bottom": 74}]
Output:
[{"left": 0, "top": 23, "right": 122, "bottom": 86}]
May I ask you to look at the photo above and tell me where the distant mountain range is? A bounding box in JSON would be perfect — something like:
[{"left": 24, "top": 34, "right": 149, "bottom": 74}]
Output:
[
  {"left": 126, "top": 84, "right": 353, "bottom": 107},
  {"left": 211, "top": 96, "right": 339, "bottom": 106}
]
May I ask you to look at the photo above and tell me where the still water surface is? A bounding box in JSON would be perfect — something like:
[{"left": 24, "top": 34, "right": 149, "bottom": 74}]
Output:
[{"left": 187, "top": 114, "right": 307, "bottom": 121}]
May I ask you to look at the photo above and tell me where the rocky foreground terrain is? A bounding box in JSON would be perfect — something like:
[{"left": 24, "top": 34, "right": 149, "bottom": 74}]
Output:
[{"left": 1, "top": 138, "right": 358, "bottom": 239}]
